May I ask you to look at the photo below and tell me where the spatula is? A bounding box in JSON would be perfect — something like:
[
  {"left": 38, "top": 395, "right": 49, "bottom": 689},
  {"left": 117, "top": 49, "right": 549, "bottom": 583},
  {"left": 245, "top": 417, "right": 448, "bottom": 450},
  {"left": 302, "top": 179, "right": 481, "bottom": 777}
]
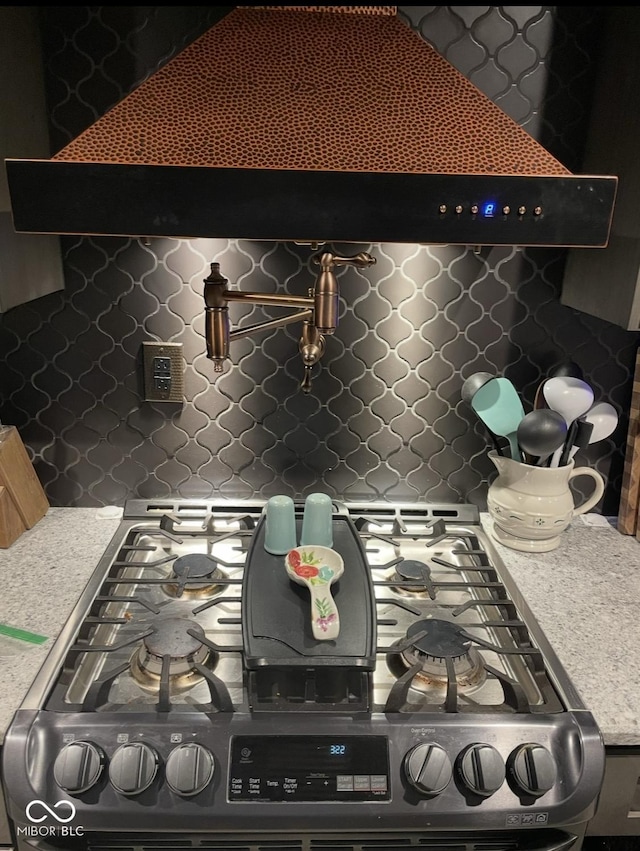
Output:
[
  {"left": 462, "top": 372, "right": 505, "bottom": 455},
  {"left": 285, "top": 546, "right": 344, "bottom": 641},
  {"left": 471, "top": 377, "right": 525, "bottom": 462}
]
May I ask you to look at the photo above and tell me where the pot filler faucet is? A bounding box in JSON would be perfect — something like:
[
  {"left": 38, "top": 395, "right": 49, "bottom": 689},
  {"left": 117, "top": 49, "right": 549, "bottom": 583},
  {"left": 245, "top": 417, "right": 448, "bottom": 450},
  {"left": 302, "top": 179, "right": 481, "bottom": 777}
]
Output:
[{"left": 203, "top": 250, "right": 376, "bottom": 392}]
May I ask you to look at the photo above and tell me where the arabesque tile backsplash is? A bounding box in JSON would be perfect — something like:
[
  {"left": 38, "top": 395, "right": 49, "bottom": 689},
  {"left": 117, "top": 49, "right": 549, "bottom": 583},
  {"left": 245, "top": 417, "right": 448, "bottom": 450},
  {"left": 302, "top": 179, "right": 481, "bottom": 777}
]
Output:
[{"left": 1, "top": 6, "right": 638, "bottom": 514}]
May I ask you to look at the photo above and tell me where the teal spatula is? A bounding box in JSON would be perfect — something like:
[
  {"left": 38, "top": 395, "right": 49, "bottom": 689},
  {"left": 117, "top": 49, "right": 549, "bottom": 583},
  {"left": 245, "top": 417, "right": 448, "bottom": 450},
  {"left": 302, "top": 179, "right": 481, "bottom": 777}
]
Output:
[{"left": 471, "top": 377, "right": 525, "bottom": 462}]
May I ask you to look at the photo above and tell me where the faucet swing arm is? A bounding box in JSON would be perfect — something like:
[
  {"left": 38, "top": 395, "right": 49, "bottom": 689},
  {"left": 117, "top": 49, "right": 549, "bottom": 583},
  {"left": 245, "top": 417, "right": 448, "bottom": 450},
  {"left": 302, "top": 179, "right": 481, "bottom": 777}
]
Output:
[{"left": 227, "top": 307, "right": 314, "bottom": 342}]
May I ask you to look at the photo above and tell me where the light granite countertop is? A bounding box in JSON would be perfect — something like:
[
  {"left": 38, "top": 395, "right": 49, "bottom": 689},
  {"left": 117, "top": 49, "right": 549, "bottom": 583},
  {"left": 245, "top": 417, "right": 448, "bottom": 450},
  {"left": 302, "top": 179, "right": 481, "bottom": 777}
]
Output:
[
  {"left": 0, "top": 508, "right": 122, "bottom": 743},
  {"left": 0, "top": 507, "right": 638, "bottom": 746},
  {"left": 483, "top": 513, "right": 640, "bottom": 747}
]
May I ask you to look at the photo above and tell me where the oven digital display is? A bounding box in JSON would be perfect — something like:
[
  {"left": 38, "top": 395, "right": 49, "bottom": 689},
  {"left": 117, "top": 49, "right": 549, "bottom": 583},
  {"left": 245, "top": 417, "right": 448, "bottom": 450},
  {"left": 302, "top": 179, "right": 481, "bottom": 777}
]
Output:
[{"left": 228, "top": 735, "right": 390, "bottom": 802}]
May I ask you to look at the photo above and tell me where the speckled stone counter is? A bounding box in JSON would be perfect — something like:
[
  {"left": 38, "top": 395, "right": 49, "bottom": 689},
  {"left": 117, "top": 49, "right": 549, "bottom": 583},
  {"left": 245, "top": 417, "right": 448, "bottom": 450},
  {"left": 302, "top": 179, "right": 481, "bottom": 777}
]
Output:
[
  {"left": 0, "top": 508, "right": 122, "bottom": 744},
  {"left": 481, "top": 513, "right": 640, "bottom": 746},
  {"left": 0, "top": 508, "right": 638, "bottom": 747}
]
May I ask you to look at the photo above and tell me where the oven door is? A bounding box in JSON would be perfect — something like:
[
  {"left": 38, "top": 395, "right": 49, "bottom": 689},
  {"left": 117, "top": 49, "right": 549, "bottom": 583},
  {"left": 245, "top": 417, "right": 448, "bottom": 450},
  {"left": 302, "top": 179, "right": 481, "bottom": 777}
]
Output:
[{"left": 8, "top": 828, "right": 585, "bottom": 851}]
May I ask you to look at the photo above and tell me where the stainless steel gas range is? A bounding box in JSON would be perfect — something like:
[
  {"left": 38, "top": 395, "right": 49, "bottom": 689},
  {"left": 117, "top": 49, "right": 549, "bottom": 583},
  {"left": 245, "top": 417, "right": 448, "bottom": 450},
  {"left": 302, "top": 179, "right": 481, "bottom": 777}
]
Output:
[{"left": 2, "top": 499, "right": 604, "bottom": 851}]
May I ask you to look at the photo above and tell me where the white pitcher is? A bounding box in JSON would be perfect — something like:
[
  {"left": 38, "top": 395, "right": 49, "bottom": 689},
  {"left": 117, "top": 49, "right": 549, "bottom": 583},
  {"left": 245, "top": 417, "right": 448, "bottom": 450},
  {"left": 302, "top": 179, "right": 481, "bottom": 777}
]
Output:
[{"left": 486, "top": 450, "right": 605, "bottom": 553}]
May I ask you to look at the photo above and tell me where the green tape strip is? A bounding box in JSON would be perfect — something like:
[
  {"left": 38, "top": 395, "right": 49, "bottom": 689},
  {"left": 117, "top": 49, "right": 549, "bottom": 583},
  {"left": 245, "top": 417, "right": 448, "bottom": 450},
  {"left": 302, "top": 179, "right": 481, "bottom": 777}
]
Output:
[{"left": 0, "top": 623, "right": 48, "bottom": 645}]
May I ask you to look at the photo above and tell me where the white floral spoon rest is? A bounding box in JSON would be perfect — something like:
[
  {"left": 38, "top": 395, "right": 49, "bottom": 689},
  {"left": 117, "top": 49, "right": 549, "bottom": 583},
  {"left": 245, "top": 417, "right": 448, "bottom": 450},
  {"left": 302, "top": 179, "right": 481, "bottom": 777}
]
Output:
[{"left": 285, "top": 546, "right": 344, "bottom": 641}]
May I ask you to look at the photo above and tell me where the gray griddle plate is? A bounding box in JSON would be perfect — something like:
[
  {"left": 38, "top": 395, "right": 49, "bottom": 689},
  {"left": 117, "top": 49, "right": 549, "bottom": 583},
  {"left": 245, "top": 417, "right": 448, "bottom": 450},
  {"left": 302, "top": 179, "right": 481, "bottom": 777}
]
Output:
[{"left": 242, "top": 514, "right": 376, "bottom": 669}]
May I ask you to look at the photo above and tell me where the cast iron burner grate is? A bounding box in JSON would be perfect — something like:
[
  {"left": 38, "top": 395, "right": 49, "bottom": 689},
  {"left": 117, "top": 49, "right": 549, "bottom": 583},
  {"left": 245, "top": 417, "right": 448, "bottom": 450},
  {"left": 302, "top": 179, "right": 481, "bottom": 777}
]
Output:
[
  {"left": 42, "top": 500, "right": 563, "bottom": 716},
  {"left": 162, "top": 553, "right": 227, "bottom": 599}
]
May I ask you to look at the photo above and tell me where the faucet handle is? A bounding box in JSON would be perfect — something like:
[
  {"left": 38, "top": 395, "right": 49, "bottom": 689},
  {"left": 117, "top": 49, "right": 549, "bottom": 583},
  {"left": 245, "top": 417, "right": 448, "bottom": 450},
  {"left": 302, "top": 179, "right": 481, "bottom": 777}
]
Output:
[
  {"left": 299, "top": 322, "right": 325, "bottom": 394},
  {"left": 299, "top": 322, "right": 325, "bottom": 363},
  {"left": 301, "top": 363, "right": 314, "bottom": 394},
  {"left": 313, "top": 251, "right": 376, "bottom": 270}
]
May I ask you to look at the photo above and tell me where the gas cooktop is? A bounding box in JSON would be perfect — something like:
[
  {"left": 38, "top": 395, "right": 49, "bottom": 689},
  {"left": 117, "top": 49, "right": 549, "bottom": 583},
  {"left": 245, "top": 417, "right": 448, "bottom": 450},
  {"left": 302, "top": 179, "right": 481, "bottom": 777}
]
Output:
[
  {"left": 2, "top": 499, "right": 604, "bottom": 846},
  {"left": 42, "top": 500, "right": 563, "bottom": 716}
]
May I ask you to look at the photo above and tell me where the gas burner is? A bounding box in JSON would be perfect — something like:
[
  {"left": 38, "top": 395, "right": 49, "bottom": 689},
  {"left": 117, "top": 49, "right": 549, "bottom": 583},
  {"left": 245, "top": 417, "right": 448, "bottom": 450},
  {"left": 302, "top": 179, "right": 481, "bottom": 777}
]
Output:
[
  {"left": 387, "top": 619, "right": 486, "bottom": 696},
  {"left": 390, "top": 559, "right": 434, "bottom": 598},
  {"left": 162, "top": 553, "right": 227, "bottom": 599},
  {"left": 130, "top": 617, "right": 215, "bottom": 692}
]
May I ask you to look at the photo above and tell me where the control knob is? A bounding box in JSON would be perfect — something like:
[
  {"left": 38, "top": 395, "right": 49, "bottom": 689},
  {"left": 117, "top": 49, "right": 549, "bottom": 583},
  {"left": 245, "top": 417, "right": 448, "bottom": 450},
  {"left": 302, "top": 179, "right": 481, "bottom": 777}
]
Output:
[
  {"left": 53, "top": 740, "right": 105, "bottom": 795},
  {"left": 508, "top": 743, "right": 557, "bottom": 798},
  {"left": 403, "top": 743, "right": 452, "bottom": 796},
  {"left": 109, "top": 742, "right": 159, "bottom": 796},
  {"left": 457, "top": 743, "right": 505, "bottom": 798},
  {"left": 165, "top": 743, "right": 215, "bottom": 796}
]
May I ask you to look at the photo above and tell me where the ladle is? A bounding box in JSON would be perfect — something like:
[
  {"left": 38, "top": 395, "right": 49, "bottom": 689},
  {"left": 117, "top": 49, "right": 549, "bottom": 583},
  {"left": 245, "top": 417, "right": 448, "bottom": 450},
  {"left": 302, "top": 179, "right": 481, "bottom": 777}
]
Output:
[
  {"left": 542, "top": 376, "right": 594, "bottom": 426},
  {"left": 471, "top": 377, "right": 525, "bottom": 462},
  {"left": 567, "top": 402, "right": 618, "bottom": 462},
  {"left": 543, "top": 377, "right": 595, "bottom": 467},
  {"left": 534, "top": 361, "right": 584, "bottom": 410},
  {"left": 516, "top": 409, "right": 568, "bottom": 466}
]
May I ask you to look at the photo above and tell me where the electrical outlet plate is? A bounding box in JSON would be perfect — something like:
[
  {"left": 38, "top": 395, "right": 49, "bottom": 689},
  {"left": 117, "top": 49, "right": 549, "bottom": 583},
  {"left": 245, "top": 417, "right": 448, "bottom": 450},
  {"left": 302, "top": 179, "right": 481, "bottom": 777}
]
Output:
[{"left": 142, "top": 342, "right": 184, "bottom": 403}]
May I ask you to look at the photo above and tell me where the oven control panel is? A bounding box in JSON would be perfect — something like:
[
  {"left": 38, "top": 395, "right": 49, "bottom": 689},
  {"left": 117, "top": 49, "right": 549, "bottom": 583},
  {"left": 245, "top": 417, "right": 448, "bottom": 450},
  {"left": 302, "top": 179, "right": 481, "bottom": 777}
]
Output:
[
  {"left": 228, "top": 735, "right": 390, "bottom": 802},
  {"left": 2, "top": 710, "right": 605, "bottom": 835}
]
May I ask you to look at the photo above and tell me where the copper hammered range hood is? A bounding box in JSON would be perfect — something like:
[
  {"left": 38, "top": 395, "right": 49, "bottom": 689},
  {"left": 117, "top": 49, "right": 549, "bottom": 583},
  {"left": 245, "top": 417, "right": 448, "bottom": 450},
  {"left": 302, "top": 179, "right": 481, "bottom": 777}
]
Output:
[{"left": 6, "top": 5, "right": 617, "bottom": 248}]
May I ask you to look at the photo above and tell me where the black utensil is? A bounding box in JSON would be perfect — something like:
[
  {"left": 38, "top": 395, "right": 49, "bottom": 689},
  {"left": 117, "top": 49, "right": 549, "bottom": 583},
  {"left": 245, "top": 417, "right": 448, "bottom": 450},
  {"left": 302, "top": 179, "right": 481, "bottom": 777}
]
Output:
[
  {"left": 549, "top": 360, "right": 584, "bottom": 380},
  {"left": 516, "top": 409, "right": 568, "bottom": 466},
  {"left": 461, "top": 372, "right": 494, "bottom": 405},
  {"left": 560, "top": 418, "right": 594, "bottom": 466}
]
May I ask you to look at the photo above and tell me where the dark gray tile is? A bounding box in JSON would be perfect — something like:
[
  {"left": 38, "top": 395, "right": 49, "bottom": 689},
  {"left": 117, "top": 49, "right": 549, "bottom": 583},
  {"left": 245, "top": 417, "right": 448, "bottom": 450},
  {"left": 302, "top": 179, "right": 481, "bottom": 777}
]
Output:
[
  {"left": 370, "top": 394, "right": 405, "bottom": 423},
  {"left": 372, "top": 354, "right": 410, "bottom": 386},
  {"left": 364, "top": 465, "right": 401, "bottom": 496},
  {"left": 111, "top": 456, "right": 149, "bottom": 490},
  {"left": 132, "top": 439, "right": 167, "bottom": 471},
  {"left": 389, "top": 409, "right": 426, "bottom": 442},
  {"left": 324, "top": 463, "right": 359, "bottom": 493},
  {"left": 367, "top": 429, "right": 403, "bottom": 461},
  {"left": 218, "top": 406, "right": 255, "bottom": 440},
  {"left": 347, "top": 410, "right": 382, "bottom": 442},
  {"left": 89, "top": 477, "right": 131, "bottom": 505},
  {"left": 145, "top": 309, "right": 184, "bottom": 341}
]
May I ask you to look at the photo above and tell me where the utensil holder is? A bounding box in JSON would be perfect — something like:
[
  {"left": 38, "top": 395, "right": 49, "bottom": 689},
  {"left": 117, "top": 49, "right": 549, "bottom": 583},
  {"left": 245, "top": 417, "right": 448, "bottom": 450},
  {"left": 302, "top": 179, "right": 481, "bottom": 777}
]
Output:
[{"left": 487, "top": 450, "right": 605, "bottom": 552}]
